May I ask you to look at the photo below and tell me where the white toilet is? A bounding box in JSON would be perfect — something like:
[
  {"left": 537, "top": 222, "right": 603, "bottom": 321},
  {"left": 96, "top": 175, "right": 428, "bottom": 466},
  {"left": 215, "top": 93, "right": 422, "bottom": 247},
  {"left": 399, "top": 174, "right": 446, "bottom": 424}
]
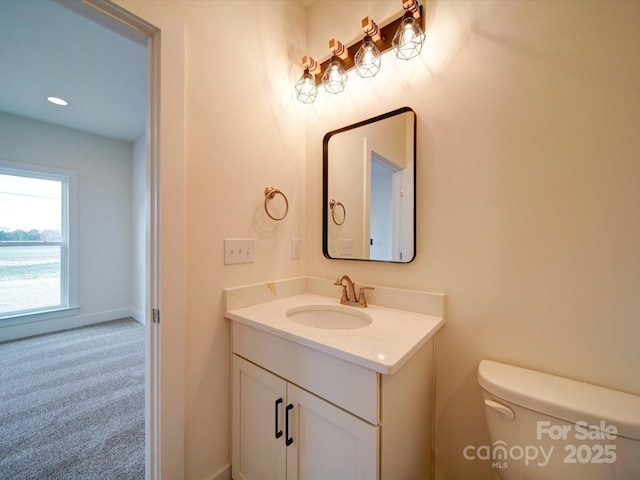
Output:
[{"left": 478, "top": 360, "right": 640, "bottom": 479}]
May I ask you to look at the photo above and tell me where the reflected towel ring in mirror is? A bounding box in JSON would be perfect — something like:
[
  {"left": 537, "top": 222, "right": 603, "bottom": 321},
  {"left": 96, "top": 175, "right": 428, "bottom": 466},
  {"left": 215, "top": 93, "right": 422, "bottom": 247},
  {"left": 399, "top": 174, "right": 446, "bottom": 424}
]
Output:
[
  {"left": 329, "top": 199, "right": 346, "bottom": 225},
  {"left": 264, "top": 186, "right": 289, "bottom": 221}
]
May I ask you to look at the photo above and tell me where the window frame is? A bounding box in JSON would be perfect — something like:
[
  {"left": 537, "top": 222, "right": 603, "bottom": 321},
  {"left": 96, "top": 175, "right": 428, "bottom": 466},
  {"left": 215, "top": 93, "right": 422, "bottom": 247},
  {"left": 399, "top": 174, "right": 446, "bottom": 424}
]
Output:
[{"left": 0, "top": 160, "right": 78, "bottom": 324}]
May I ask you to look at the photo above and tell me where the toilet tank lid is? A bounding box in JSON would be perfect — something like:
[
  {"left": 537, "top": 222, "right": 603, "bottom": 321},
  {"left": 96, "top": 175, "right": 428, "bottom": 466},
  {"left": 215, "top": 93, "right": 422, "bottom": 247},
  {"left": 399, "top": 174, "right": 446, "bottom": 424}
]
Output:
[{"left": 478, "top": 360, "right": 640, "bottom": 441}]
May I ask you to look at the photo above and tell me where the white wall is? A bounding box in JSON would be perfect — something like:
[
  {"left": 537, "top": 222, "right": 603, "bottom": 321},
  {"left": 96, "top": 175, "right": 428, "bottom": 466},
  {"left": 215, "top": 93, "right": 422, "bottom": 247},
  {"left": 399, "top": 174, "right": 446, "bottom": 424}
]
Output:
[
  {"left": 305, "top": 1, "right": 640, "bottom": 479},
  {"left": 0, "top": 111, "right": 135, "bottom": 340}
]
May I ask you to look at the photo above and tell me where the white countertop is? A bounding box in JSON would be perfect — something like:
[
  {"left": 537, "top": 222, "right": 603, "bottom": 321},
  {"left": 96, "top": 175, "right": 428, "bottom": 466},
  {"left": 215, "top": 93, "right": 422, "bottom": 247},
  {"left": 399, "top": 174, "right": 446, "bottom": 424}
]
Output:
[{"left": 226, "top": 293, "right": 444, "bottom": 375}]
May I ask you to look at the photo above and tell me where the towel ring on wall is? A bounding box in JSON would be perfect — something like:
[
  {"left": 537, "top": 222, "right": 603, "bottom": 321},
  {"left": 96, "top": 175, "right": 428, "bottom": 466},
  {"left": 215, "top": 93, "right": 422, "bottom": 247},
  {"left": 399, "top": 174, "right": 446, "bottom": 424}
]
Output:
[
  {"left": 264, "top": 186, "right": 289, "bottom": 221},
  {"left": 329, "top": 199, "right": 346, "bottom": 225}
]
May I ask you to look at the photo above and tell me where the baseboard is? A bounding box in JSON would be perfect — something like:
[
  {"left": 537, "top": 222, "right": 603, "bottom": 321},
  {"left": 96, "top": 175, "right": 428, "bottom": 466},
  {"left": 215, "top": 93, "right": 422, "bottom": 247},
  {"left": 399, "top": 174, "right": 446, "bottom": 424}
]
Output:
[
  {"left": 0, "top": 308, "right": 137, "bottom": 342},
  {"left": 131, "top": 307, "right": 146, "bottom": 325},
  {"left": 210, "top": 464, "right": 231, "bottom": 480}
]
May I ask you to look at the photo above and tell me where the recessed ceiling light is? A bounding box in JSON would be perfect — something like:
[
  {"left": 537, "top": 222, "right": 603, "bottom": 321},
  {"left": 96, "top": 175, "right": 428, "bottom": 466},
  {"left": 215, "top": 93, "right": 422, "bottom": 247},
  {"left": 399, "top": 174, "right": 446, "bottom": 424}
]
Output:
[{"left": 46, "top": 96, "right": 69, "bottom": 106}]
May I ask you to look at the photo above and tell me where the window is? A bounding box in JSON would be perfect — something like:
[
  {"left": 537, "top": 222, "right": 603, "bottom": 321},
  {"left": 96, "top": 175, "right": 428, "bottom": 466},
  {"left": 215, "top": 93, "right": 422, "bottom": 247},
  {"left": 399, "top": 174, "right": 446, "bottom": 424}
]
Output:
[{"left": 0, "top": 161, "right": 77, "bottom": 321}]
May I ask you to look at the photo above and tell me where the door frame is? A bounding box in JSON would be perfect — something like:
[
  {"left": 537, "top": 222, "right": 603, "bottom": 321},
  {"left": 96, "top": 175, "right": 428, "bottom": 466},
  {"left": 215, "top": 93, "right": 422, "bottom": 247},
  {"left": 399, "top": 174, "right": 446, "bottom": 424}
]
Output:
[{"left": 55, "top": 1, "right": 186, "bottom": 478}]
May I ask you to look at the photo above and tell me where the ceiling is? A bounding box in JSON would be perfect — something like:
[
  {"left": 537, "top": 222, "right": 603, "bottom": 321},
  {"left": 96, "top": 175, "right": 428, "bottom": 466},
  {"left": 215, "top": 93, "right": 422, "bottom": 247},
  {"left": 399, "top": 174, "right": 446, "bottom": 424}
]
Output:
[{"left": 0, "top": 0, "right": 147, "bottom": 143}]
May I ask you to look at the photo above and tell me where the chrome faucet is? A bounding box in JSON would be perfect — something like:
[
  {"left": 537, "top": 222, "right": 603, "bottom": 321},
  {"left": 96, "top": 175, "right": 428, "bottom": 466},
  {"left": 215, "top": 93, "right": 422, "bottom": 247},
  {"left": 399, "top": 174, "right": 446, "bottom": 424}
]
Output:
[{"left": 333, "top": 275, "right": 374, "bottom": 308}]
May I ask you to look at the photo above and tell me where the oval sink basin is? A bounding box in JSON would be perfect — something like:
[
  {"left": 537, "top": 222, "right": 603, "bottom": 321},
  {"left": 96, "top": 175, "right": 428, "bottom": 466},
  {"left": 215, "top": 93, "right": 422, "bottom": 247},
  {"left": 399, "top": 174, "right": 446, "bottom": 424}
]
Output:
[{"left": 286, "top": 305, "right": 372, "bottom": 330}]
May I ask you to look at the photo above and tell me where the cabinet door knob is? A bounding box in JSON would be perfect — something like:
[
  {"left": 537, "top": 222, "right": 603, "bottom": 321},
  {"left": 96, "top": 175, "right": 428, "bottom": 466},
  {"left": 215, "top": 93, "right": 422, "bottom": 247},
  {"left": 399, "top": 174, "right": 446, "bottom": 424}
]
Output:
[
  {"left": 285, "top": 403, "right": 294, "bottom": 446},
  {"left": 275, "top": 398, "right": 283, "bottom": 439}
]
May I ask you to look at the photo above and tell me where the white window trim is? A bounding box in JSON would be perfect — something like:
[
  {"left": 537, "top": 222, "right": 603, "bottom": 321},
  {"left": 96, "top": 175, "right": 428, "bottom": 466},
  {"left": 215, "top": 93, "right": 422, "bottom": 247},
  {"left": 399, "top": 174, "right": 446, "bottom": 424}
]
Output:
[{"left": 0, "top": 159, "right": 78, "bottom": 324}]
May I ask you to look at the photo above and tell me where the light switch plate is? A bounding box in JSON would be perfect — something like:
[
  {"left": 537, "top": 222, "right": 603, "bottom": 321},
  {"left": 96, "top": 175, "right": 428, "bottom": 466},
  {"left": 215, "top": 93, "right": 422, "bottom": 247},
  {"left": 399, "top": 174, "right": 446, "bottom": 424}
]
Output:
[
  {"left": 291, "top": 238, "right": 300, "bottom": 259},
  {"left": 340, "top": 239, "right": 353, "bottom": 256},
  {"left": 224, "top": 238, "right": 255, "bottom": 264}
]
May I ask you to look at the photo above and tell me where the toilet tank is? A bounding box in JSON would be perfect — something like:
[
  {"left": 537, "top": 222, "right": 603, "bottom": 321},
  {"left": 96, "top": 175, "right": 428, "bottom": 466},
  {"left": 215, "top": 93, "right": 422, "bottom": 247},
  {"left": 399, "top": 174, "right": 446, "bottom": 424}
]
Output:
[{"left": 477, "top": 360, "right": 640, "bottom": 480}]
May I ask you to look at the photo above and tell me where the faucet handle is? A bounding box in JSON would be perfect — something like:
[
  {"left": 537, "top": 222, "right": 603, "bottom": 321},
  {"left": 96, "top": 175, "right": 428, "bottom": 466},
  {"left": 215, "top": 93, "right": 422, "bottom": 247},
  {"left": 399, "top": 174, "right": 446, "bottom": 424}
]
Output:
[
  {"left": 357, "top": 286, "right": 374, "bottom": 308},
  {"left": 334, "top": 282, "right": 349, "bottom": 302}
]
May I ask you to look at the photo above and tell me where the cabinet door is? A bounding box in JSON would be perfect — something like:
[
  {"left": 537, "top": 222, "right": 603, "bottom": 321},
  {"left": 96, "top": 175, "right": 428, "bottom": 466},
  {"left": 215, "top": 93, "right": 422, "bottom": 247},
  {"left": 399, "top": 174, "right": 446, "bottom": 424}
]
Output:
[
  {"left": 232, "top": 356, "right": 287, "bottom": 480},
  {"left": 286, "top": 383, "right": 379, "bottom": 480}
]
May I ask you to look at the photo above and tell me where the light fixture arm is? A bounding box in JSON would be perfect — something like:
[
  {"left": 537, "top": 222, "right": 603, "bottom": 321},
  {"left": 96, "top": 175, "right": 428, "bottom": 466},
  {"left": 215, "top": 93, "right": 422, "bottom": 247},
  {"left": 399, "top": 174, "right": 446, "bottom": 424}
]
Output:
[
  {"left": 361, "top": 16, "right": 381, "bottom": 42},
  {"left": 403, "top": 0, "right": 421, "bottom": 19},
  {"left": 302, "top": 55, "right": 321, "bottom": 75},
  {"left": 329, "top": 38, "right": 349, "bottom": 60}
]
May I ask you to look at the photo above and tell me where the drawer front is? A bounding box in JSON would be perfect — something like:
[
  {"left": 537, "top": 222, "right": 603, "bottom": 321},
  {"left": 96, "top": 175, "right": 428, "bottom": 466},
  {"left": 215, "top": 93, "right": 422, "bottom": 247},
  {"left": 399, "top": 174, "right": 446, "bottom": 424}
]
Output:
[{"left": 232, "top": 321, "right": 380, "bottom": 424}]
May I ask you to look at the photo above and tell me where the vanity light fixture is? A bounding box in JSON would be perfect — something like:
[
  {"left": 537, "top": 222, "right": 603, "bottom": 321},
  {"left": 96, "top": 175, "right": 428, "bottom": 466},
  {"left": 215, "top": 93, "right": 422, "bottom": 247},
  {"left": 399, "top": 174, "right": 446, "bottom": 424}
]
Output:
[
  {"left": 355, "top": 17, "right": 382, "bottom": 78},
  {"left": 295, "top": 0, "right": 425, "bottom": 103},
  {"left": 322, "top": 39, "right": 349, "bottom": 94},
  {"left": 295, "top": 56, "right": 320, "bottom": 103},
  {"left": 392, "top": 0, "right": 426, "bottom": 60}
]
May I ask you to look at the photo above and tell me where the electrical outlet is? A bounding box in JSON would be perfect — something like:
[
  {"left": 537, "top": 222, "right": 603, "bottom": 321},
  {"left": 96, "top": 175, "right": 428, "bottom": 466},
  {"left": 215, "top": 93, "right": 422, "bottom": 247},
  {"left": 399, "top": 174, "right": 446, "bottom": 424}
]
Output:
[
  {"left": 224, "top": 238, "right": 255, "bottom": 264},
  {"left": 340, "top": 239, "right": 353, "bottom": 256},
  {"left": 291, "top": 238, "right": 300, "bottom": 259}
]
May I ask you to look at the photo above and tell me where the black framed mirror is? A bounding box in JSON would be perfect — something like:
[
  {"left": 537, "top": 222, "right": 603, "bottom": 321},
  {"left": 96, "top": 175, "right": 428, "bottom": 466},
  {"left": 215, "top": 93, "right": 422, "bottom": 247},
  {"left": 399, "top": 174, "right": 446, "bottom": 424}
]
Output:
[{"left": 323, "top": 107, "right": 416, "bottom": 263}]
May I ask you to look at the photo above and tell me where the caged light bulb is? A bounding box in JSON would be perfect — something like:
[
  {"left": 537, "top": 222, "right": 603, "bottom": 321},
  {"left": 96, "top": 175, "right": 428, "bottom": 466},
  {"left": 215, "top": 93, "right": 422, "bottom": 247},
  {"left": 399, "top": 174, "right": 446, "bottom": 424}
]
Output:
[
  {"left": 295, "top": 68, "right": 318, "bottom": 103},
  {"left": 322, "top": 58, "right": 348, "bottom": 94},
  {"left": 392, "top": 15, "right": 426, "bottom": 61},
  {"left": 355, "top": 38, "right": 382, "bottom": 78}
]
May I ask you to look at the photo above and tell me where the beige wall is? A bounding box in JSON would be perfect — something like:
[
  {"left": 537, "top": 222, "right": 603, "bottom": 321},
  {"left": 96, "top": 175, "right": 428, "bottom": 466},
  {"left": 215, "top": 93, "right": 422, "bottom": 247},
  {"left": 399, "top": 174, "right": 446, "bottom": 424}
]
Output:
[
  {"left": 117, "top": 1, "right": 307, "bottom": 479},
  {"left": 180, "top": 3, "right": 306, "bottom": 478},
  {"left": 326, "top": 130, "right": 367, "bottom": 257},
  {"left": 305, "top": 1, "right": 640, "bottom": 479},
  {"left": 116, "top": 1, "right": 640, "bottom": 479}
]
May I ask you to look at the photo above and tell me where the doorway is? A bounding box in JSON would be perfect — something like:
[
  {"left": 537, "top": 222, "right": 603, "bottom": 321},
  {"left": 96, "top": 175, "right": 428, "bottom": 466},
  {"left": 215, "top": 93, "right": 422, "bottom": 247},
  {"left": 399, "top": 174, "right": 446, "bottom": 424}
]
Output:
[
  {"left": 368, "top": 151, "right": 409, "bottom": 262},
  {"left": 51, "top": 2, "right": 163, "bottom": 478},
  {"left": 0, "top": 0, "right": 161, "bottom": 477}
]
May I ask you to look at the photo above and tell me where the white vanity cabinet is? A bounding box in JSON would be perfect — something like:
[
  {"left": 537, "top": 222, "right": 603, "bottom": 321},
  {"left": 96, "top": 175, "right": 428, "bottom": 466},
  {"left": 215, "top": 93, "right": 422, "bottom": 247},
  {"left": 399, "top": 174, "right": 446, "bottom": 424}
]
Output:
[
  {"left": 232, "top": 356, "right": 378, "bottom": 480},
  {"left": 230, "top": 321, "right": 435, "bottom": 480}
]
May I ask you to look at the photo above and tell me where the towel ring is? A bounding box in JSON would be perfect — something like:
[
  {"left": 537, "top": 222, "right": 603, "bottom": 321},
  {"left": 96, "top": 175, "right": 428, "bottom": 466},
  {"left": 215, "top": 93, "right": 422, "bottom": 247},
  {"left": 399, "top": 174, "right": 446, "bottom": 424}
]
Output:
[
  {"left": 264, "top": 186, "right": 289, "bottom": 221},
  {"left": 329, "top": 199, "right": 346, "bottom": 225}
]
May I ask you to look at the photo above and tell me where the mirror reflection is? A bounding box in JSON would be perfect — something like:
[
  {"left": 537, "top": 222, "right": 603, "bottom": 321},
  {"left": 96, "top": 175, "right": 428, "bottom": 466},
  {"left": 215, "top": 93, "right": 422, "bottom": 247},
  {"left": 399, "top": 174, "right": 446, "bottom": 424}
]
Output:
[{"left": 323, "top": 107, "right": 416, "bottom": 263}]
